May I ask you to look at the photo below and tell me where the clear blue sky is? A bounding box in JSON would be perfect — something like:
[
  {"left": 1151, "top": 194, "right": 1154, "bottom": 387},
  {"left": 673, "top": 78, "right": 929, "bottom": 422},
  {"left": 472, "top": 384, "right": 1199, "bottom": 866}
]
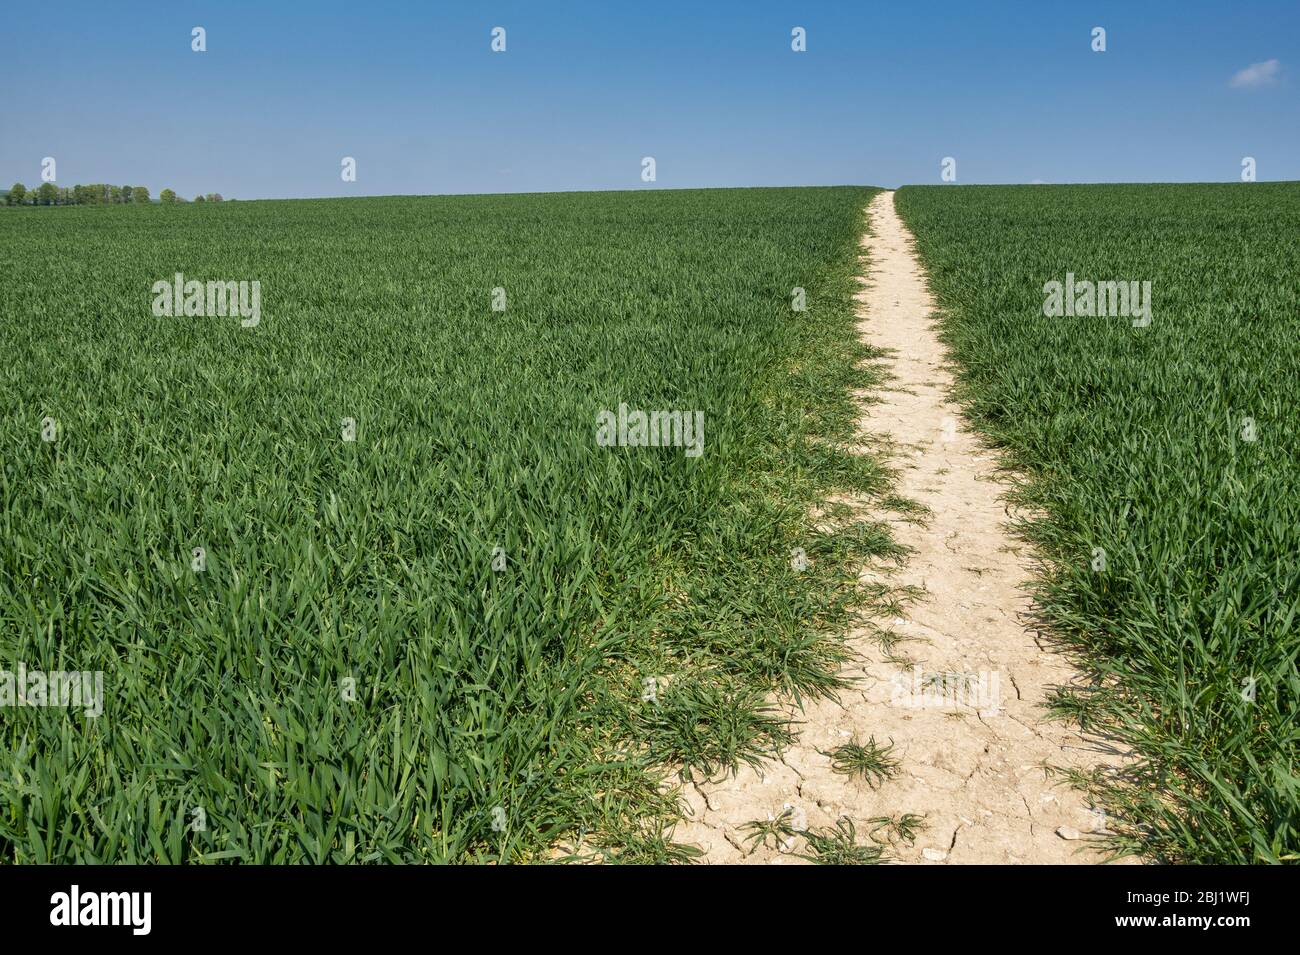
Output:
[{"left": 2, "top": 1, "right": 1296, "bottom": 199}]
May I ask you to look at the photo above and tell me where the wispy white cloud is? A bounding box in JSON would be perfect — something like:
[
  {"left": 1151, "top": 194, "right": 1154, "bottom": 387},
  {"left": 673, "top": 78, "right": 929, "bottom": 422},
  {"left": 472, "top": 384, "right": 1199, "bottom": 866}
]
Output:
[{"left": 1229, "top": 59, "right": 1281, "bottom": 89}]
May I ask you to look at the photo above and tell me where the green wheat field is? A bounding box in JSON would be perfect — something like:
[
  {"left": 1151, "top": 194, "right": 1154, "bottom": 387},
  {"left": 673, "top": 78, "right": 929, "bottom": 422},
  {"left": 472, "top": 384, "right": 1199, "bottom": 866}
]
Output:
[
  {"left": 1, "top": 183, "right": 1296, "bottom": 862},
  {"left": 1, "top": 187, "right": 897, "bottom": 862},
  {"left": 897, "top": 183, "right": 1300, "bottom": 863}
]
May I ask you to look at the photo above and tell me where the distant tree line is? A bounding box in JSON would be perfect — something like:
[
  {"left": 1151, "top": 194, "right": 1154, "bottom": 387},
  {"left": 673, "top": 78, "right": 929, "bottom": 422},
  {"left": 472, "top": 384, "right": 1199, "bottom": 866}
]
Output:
[{"left": 3, "top": 183, "right": 226, "bottom": 206}]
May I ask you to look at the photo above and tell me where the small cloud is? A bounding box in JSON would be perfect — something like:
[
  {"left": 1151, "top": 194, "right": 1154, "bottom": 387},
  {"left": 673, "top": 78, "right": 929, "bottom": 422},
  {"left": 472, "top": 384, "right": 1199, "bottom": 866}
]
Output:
[{"left": 1229, "top": 59, "right": 1280, "bottom": 89}]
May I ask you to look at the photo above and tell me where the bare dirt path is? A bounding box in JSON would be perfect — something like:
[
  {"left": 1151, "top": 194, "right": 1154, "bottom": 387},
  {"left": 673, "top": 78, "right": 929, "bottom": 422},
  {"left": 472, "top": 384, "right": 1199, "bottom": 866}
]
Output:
[{"left": 676, "top": 190, "right": 1122, "bottom": 864}]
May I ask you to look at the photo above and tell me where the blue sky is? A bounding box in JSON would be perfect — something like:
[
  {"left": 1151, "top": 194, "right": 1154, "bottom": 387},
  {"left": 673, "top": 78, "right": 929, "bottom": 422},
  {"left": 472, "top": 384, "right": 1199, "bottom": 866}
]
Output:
[{"left": 2, "top": 1, "right": 1296, "bottom": 199}]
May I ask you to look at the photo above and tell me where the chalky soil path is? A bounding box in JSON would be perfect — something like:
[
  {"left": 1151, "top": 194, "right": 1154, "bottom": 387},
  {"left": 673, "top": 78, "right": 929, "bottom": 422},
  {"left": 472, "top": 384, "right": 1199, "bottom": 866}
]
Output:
[{"left": 677, "top": 191, "right": 1121, "bottom": 864}]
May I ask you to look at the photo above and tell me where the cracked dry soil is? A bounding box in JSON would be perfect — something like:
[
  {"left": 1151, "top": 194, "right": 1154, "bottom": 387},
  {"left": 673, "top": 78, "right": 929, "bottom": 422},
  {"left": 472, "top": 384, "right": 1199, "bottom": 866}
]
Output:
[{"left": 673, "top": 190, "right": 1129, "bottom": 865}]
